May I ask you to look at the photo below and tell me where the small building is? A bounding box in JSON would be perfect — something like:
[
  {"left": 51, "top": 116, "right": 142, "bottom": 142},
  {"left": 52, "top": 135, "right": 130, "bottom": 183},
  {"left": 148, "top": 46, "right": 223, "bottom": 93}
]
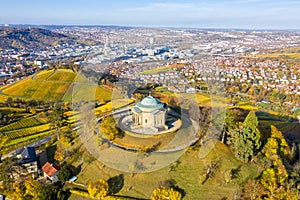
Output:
[
  {"left": 69, "top": 176, "right": 77, "bottom": 182},
  {"left": 42, "top": 162, "right": 60, "bottom": 183},
  {"left": 16, "top": 147, "right": 38, "bottom": 178},
  {"left": 131, "top": 95, "right": 167, "bottom": 132}
]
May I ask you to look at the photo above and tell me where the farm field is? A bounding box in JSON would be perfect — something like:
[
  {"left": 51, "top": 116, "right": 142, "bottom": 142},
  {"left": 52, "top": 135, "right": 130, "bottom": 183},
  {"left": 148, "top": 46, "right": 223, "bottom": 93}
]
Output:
[
  {"left": 3, "top": 124, "right": 50, "bottom": 139},
  {"left": 0, "top": 69, "right": 117, "bottom": 102},
  {"left": 0, "top": 116, "right": 46, "bottom": 132},
  {"left": 0, "top": 115, "right": 50, "bottom": 140},
  {"left": 62, "top": 83, "right": 117, "bottom": 102}
]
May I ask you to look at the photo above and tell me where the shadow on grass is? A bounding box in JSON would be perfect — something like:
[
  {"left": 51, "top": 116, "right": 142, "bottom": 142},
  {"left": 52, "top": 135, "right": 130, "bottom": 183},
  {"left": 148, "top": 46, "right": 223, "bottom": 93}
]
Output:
[
  {"left": 69, "top": 163, "right": 82, "bottom": 176},
  {"left": 108, "top": 174, "right": 124, "bottom": 194}
]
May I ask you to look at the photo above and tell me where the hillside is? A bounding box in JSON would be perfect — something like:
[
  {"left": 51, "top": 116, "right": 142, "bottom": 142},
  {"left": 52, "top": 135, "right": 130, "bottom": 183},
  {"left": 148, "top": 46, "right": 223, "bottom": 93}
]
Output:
[
  {"left": 0, "top": 69, "right": 117, "bottom": 102},
  {"left": 0, "top": 27, "right": 76, "bottom": 50}
]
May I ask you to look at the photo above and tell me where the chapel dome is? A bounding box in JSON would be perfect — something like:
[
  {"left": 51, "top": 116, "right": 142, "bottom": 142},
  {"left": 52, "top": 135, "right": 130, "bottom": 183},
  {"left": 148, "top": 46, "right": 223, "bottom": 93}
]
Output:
[{"left": 136, "top": 96, "right": 164, "bottom": 111}]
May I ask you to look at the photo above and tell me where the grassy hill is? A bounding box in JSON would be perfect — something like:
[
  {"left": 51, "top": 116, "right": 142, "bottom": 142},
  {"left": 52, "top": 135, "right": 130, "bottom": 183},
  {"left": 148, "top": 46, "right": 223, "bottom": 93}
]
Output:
[
  {"left": 68, "top": 141, "right": 260, "bottom": 200},
  {"left": 0, "top": 69, "right": 117, "bottom": 102}
]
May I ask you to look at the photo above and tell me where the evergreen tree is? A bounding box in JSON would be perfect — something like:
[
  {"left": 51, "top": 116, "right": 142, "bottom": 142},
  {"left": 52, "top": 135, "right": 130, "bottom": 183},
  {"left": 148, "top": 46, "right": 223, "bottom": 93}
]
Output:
[{"left": 227, "top": 111, "right": 261, "bottom": 162}]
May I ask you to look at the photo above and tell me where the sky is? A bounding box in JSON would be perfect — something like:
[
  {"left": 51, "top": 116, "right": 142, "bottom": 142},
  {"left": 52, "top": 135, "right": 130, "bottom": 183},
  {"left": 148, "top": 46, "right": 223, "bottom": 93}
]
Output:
[{"left": 0, "top": 0, "right": 300, "bottom": 29}]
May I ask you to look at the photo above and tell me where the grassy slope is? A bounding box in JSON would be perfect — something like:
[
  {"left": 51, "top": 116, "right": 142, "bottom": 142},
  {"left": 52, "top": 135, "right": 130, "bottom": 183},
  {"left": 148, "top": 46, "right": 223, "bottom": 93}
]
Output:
[{"left": 69, "top": 141, "right": 260, "bottom": 200}]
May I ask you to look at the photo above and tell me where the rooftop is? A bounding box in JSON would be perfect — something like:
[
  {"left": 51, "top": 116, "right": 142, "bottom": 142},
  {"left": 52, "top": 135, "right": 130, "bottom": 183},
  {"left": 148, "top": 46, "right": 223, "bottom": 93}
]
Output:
[
  {"left": 17, "top": 146, "right": 37, "bottom": 164},
  {"left": 42, "top": 162, "right": 59, "bottom": 177},
  {"left": 136, "top": 95, "right": 164, "bottom": 110}
]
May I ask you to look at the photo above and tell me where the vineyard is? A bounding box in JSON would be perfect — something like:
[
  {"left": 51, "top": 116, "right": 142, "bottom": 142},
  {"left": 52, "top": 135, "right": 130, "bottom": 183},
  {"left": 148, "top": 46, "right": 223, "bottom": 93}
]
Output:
[
  {"left": 62, "top": 83, "right": 117, "bottom": 102},
  {"left": 0, "top": 116, "right": 46, "bottom": 132},
  {"left": 32, "top": 69, "right": 55, "bottom": 80},
  {"left": 47, "top": 69, "right": 76, "bottom": 82},
  {"left": 0, "top": 94, "right": 8, "bottom": 102},
  {"left": 3, "top": 124, "right": 50, "bottom": 139},
  {"left": 0, "top": 69, "right": 117, "bottom": 102},
  {"left": 0, "top": 116, "right": 51, "bottom": 140}
]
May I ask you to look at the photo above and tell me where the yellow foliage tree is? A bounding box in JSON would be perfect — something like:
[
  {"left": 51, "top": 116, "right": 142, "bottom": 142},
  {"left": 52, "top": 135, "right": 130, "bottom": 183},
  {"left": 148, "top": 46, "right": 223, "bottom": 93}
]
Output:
[
  {"left": 151, "top": 187, "right": 182, "bottom": 200},
  {"left": 87, "top": 178, "right": 109, "bottom": 199},
  {"left": 259, "top": 125, "right": 298, "bottom": 199},
  {"left": 54, "top": 146, "right": 64, "bottom": 161},
  {"left": 11, "top": 183, "right": 25, "bottom": 200},
  {"left": 24, "top": 179, "right": 43, "bottom": 200},
  {"left": 100, "top": 116, "right": 119, "bottom": 140},
  {"left": 269, "top": 125, "right": 290, "bottom": 159}
]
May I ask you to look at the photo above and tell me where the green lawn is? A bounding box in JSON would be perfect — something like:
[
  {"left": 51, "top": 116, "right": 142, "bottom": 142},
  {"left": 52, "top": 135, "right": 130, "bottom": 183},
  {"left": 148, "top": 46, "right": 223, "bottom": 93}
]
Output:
[
  {"left": 139, "top": 66, "right": 174, "bottom": 75},
  {"left": 68, "top": 141, "right": 260, "bottom": 200}
]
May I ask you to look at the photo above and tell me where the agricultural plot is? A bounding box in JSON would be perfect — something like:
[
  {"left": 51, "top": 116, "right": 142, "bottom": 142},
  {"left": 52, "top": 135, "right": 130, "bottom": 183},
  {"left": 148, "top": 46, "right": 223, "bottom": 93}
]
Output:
[
  {"left": 3, "top": 124, "right": 50, "bottom": 139},
  {"left": 0, "top": 69, "right": 118, "bottom": 102},
  {"left": 47, "top": 69, "right": 76, "bottom": 82},
  {"left": 0, "top": 116, "right": 47, "bottom": 132},
  {"left": 30, "top": 81, "right": 71, "bottom": 100},
  {"left": 32, "top": 69, "right": 55, "bottom": 80},
  {"left": 5, "top": 130, "right": 54, "bottom": 147},
  {"left": 0, "top": 94, "right": 9, "bottom": 102},
  {"left": 0, "top": 107, "right": 26, "bottom": 112},
  {"left": 1, "top": 78, "right": 41, "bottom": 98},
  {"left": 62, "top": 83, "right": 118, "bottom": 102},
  {"left": 0, "top": 69, "right": 80, "bottom": 101}
]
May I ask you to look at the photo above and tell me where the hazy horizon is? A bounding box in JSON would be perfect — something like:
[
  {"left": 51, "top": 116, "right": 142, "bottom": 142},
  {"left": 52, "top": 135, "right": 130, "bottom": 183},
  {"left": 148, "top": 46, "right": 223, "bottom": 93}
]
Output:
[{"left": 1, "top": 0, "right": 300, "bottom": 30}]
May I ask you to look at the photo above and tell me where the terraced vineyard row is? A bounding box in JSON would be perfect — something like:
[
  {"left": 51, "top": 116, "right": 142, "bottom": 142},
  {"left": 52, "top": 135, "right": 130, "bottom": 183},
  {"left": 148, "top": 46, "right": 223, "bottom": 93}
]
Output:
[
  {"left": 0, "top": 116, "right": 46, "bottom": 132},
  {"left": 3, "top": 124, "right": 50, "bottom": 139},
  {"left": 0, "top": 94, "right": 8, "bottom": 102}
]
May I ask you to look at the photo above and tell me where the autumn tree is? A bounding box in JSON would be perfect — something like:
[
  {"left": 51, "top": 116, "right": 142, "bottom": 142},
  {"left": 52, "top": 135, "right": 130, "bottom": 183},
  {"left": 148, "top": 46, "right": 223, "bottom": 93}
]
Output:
[
  {"left": 227, "top": 111, "right": 261, "bottom": 162},
  {"left": 24, "top": 179, "right": 58, "bottom": 200},
  {"left": 151, "top": 186, "right": 182, "bottom": 200},
  {"left": 100, "top": 116, "right": 120, "bottom": 140},
  {"left": 243, "top": 179, "right": 266, "bottom": 200},
  {"left": 258, "top": 125, "right": 298, "bottom": 199},
  {"left": 10, "top": 183, "right": 26, "bottom": 200},
  {"left": 263, "top": 125, "right": 290, "bottom": 160},
  {"left": 0, "top": 157, "right": 15, "bottom": 191},
  {"left": 87, "top": 178, "right": 109, "bottom": 199}
]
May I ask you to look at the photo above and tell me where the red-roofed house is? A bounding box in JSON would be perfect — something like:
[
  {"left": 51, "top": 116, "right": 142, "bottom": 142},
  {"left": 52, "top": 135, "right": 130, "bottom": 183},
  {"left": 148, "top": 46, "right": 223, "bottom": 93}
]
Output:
[{"left": 42, "top": 162, "right": 60, "bottom": 183}]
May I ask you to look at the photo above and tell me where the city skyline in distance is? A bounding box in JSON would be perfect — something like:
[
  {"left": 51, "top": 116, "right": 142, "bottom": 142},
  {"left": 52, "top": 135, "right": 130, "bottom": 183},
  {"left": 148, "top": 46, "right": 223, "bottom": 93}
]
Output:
[{"left": 1, "top": 0, "right": 300, "bottom": 30}]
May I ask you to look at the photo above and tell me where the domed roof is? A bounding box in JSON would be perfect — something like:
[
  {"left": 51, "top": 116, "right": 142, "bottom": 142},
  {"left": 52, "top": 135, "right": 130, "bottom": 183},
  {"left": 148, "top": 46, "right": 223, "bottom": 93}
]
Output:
[{"left": 136, "top": 96, "right": 164, "bottom": 111}]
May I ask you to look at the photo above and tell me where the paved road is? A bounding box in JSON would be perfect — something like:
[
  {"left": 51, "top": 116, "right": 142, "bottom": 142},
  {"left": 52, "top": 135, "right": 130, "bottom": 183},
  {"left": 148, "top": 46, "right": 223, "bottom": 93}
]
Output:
[{"left": 2, "top": 135, "right": 55, "bottom": 160}]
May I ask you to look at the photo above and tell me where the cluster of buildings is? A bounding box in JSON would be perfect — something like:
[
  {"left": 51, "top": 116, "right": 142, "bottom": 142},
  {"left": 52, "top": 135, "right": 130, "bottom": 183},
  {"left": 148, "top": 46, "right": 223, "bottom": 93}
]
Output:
[
  {"left": 0, "top": 41, "right": 91, "bottom": 86},
  {"left": 213, "top": 58, "right": 300, "bottom": 95},
  {"left": 11, "top": 146, "right": 60, "bottom": 183},
  {"left": 1, "top": 26, "right": 299, "bottom": 97}
]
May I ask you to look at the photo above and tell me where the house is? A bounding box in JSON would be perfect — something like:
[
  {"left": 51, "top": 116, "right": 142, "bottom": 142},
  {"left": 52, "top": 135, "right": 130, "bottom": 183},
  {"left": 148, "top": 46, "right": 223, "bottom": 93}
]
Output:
[
  {"left": 42, "top": 162, "right": 60, "bottom": 183},
  {"left": 16, "top": 147, "right": 38, "bottom": 178},
  {"left": 186, "top": 86, "right": 196, "bottom": 93}
]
